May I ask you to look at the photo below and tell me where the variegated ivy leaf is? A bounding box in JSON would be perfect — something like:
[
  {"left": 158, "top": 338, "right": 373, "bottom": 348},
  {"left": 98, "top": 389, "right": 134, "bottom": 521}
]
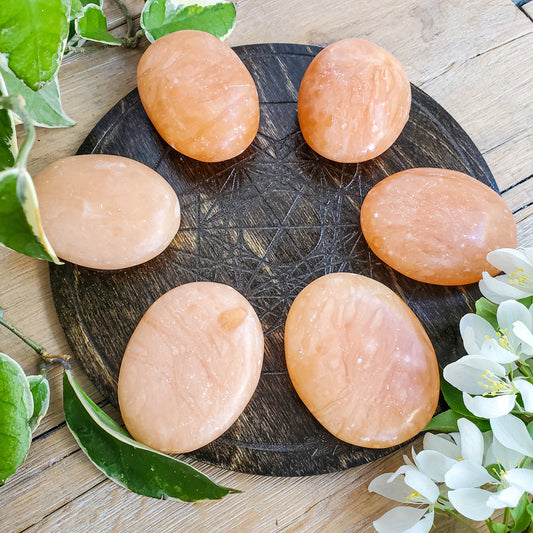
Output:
[
  {"left": 0, "top": 353, "right": 33, "bottom": 486},
  {"left": 141, "top": 0, "right": 236, "bottom": 43},
  {"left": 0, "top": 0, "right": 71, "bottom": 91},
  {"left": 1, "top": 69, "right": 74, "bottom": 128},
  {"left": 27, "top": 375, "right": 50, "bottom": 432},
  {"left": 0, "top": 167, "right": 60, "bottom": 263},
  {"left": 0, "top": 75, "right": 17, "bottom": 171},
  {"left": 76, "top": 4, "right": 122, "bottom": 46}
]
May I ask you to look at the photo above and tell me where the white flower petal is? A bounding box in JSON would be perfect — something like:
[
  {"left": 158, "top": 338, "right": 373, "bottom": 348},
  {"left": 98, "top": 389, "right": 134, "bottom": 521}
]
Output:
[
  {"left": 388, "top": 465, "right": 418, "bottom": 483},
  {"left": 504, "top": 468, "right": 533, "bottom": 493},
  {"left": 443, "top": 356, "right": 507, "bottom": 394},
  {"left": 457, "top": 418, "right": 485, "bottom": 465},
  {"left": 514, "top": 379, "right": 533, "bottom": 412},
  {"left": 463, "top": 392, "right": 515, "bottom": 418},
  {"left": 422, "top": 433, "right": 460, "bottom": 459},
  {"left": 486, "top": 486, "right": 524, "bottom": 509},
  {"left": 460, "top": 314, "right": 497, "bottom": 353},
  {"left": 373, "top": 506, "right": 429, "bottom": 533},
  {"left": 368, "top": 473, "right": 412, "bottom": 504},
  {"left": 480, "top": 338, "right": 519, "bottom": 364},
  {"left": 491, "top": 414, "right": 533, "bottom": 457},
  {"left": 485, "top": 435, "right": 524, "bottom": 470},
  {"left": 448, "top": 488, "right": 495, "bottom": 521},
  {"left": 413, "top": 450, "right": 456, "bottom": 483},
  {"left": 404, "top": 511, "right": 434, "bottom": 533},
  {"left": 498, "top": 301, "right": 532, "bottom": 336},
  {"left": 444, "top": 460, "right": 494, "bottom": 489},
  {"left": 513, "top": 321, "right": 533, "bottom": 355},
  {"left": 403, "top": 470, "right": 439, "bottom": 504},
  {"left": 487, "top": 248, "right": 533, "bottom": 274},
  {"left": 479, "top": 272, "right": 531, "bottom": 304}
]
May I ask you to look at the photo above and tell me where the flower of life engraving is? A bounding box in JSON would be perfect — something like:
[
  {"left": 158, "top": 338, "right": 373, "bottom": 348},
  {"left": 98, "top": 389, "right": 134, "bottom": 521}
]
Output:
[{"left": 50, "top": 44, "right": 496, "bottom": 476}]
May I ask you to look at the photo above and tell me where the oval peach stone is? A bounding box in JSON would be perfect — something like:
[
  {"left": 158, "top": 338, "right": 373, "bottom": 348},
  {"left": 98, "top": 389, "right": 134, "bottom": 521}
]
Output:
[
  {"left": 298, "top": 38, "right": 411, "bottom": 163},
  {"left": 360, "top": 168, "right": 517, "bottom": 285},
  {"left": 285, "top": 273, "right": 439, "bottom": 448},
  {"left": 34, "top": 154, "right": 180, "bottom": 270},
  {"left": 137, "top": 30, "right": 260, "bottom": 162},
  {"left": 118, "top": 282, "right": 264, "bottom": 453}
]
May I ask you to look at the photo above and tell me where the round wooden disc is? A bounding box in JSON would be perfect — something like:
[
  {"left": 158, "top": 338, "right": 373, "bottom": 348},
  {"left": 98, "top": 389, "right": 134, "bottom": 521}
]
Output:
[{"left": 50, "top": 43, "right": 495, "bottom": 476}]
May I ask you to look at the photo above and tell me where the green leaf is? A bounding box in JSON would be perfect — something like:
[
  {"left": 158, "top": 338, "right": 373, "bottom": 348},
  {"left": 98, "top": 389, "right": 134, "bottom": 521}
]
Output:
[
  {"left": 440, "top": 367, "right": 473, "bottom": 417},
  {"left": 141, "top": 0, "right": 236, "bottom": 43},
  {"left": 0, "top": 0, "right": 70, "bottom": 91},
  {"left": 1, "top": 69, "right": 74, "bottom": 128},
  {"left": 475, "top": 297, "right": 499, "bottom": 330},
  {"left": 71, "top": 0, "right": 102, "bottom": 20},
  {"left": 0, "top": 167, "right": 60, "bottom": 262},
  {"left": 63, "top": 370, "right": 239, "bottom": 501},
  {"left": 0, "top": 75, "right": 17, "bottom": 171},
  {"left": 512, "top": 493, "right": 532, "bottom": 531},
  {"left": 27, "top": 375, "right": 50, "bottom": 432},
  {"left": 528, "top": 502, "right": 533, "bottom": 519},
  {"left": 0, "top": 353, "right": 33, "bottom": 486},
  {"left": 424, "top": 409, "right": 463, "bottom": 432},
  {"left": 486, "top": 521, "right": 506, "bottom": 533},
  {"left": 424, "top": 408, "right": 490, "bottom": 433},
  {"left": 75, "top": 5, "right": 122, "bottom": 46}
]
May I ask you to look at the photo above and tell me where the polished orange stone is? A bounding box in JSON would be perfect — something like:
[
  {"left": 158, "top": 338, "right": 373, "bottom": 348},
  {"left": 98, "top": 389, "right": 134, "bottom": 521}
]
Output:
[
  {"left": 360, "top": 168, "right": 517, "bottom": 285},
  {"left": 137, "top": 30, "right": 260, "bottom": 163},
  {"left": 285, "top": 273, "right": 439, "bottom": 448},
  {"left": 34, "top": 154, "right": 180, "bottom": 270},
  {"left": 118, "top": 282, "right": 264, "bottom": 453},
  {"left": 298, "top": 38, "right": 411, "bottom": 163}
]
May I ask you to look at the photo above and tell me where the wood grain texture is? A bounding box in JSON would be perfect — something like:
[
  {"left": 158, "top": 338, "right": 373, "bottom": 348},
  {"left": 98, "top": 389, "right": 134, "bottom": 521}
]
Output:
[
  {"left": 0, "top": 1, "right": 530, "bottom": 531},
  {"left": 49, "top": 43, "right": 498, "bottom": 477}
]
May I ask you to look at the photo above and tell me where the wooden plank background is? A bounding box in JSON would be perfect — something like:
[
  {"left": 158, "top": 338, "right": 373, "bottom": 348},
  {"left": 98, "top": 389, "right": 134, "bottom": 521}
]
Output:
[{"left": 0, "top": 1, "right": 532, "bottom": 531}]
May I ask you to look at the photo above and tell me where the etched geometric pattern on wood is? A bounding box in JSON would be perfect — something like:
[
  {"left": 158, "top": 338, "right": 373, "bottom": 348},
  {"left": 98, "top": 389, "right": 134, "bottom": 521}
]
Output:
[{"left": 50, "top": 44, "right": 497, "bottom": 476}]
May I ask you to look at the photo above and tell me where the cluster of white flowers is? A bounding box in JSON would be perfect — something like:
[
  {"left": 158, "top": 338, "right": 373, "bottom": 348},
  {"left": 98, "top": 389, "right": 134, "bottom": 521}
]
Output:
[{"left": 369, "top": 248, "right": 533, "bottom": 533}]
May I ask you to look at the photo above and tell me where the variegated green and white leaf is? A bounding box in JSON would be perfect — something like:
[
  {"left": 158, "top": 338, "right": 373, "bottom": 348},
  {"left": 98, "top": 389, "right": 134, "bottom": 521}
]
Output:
[{"left": 141, "top": 0, "right": 236, "bottom": 43}]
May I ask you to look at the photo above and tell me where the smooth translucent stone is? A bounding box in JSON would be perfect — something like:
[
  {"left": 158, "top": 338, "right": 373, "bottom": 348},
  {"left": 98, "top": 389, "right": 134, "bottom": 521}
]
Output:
[
  {"left": 137, "top": 30, "right": 260, "bottom": 163},
  {"left": 298, "top": 38, "right": 411, "bottom": 163},
  {"left": 34, "top": 154, "right": 180, "bottom": 270},
  {"left": 285, "top": 273, "right": 439, "bottom": 448},
  {"left": 361, "top": 168, "right": 518, "bottom": 285},
  {"left": 118, "top": 282, "right": 264, "bottom": 453}
]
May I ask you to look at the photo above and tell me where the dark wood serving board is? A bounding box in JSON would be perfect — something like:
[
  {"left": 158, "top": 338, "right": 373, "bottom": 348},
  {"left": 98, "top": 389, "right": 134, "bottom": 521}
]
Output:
[{"left": 50, "top": 43, "right": 496, "bottom": 477}]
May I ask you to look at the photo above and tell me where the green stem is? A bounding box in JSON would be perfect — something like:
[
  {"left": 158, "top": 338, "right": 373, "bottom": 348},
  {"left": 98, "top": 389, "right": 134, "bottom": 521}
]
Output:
[
  {"left": 0, "top": 95, "right": 35, "bottom": 169},
  {"left": 111, "top": 0, "right": 133, "bottom": 39},
  {"left": 0, "top": 313, "right": 70, "bottom": 366},
  {"left": 503, "top": 507, "right": 511, "bottom": 530},
  {"left": 447, "top": 510, "right": 479, "bottom": 532}
]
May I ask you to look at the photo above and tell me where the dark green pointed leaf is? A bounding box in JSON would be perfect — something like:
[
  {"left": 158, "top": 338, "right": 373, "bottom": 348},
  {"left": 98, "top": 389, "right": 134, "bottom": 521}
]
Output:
[
  {"left": 0, "top": 0, "right": 70, "bottom": 91},
  {"left": 475, "top": 297, "right": 499, "bottom": 330},
  {"left": 75, "top": 5, "right": 122, "bottom": 46},
  {"left": 1, "top": 69, "right": 74, "bottom": 128},
  {"left": 63, "top": 371, "right": 239, "bottom": 501},
  {"left": 511, "top": 493, "right": 532, "bottom": 531},
  {"left": 141, "top": 0, "right": 236, "bottom": 43},
  {"left": 424, "top": 409, "right": 463, "bottom": 432},
  {"left": 423, "top": 409, "right": 490, "bottom": 433},
  {"left": 0, "top": 75, "right": 17, "bottom": 171},
  {"left": 0, "top": 353, "right": 33, "bottom": 486},
  {"left": 0, "top": 167, "right": 60, "bottom": 262},
  {"left": 27, "top": 375, "right": 50, "bottom": 432}
]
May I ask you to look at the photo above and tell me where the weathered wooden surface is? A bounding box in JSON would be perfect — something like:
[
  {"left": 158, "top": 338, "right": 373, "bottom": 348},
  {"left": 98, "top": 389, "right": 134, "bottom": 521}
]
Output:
[{"left": 1, "top": 0, "right": 532, "bottom": 531}]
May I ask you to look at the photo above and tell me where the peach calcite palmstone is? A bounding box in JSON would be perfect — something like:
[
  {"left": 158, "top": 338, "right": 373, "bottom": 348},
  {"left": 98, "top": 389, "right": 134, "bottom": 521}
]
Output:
[
  {"left": 118, "top": 282, "right": 264, "bottom": 453},
  {"left": 137, "top": 30, "right": 260, "bottom": 162},
  {"left": 298, "top": 38, "right": 411, "bottom": 163},
  {"left": 360, "top": 168, "right": 517, "bottom": 285},
  {"left": 33, "top": 154, "right": 180, "bottom": 270},
  {"left": 285, "top": 273, "right": 439, "bottom": 448}
]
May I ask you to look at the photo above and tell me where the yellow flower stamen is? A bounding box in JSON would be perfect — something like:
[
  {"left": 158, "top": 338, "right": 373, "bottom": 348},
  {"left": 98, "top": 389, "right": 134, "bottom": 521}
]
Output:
[
  {"left": 509, "top": 267, "right": 528, "bottom": 286},
  {"left": 405, "top": 490, "right": 421, "bottom": 504},
  {"left": 496, "top": 329, "right": 512, "bottom": 351},
  {"left": 478, "top": 370, "right": 513, "bottom": 396}
]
